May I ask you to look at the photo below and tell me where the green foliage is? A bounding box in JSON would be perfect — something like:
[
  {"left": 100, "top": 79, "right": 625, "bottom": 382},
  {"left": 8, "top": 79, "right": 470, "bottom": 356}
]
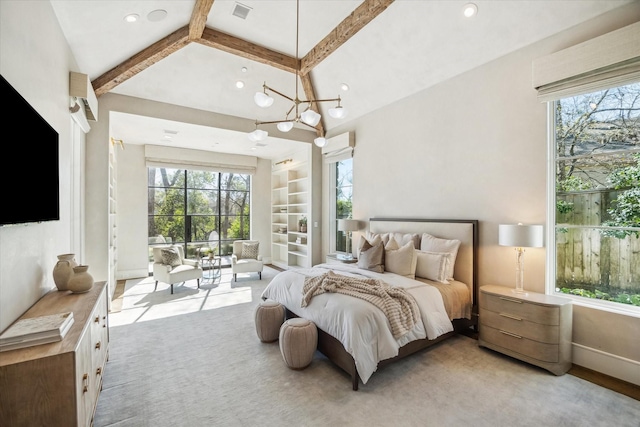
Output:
[
  {"left": 556, "top": 199, "right": 574, "bottom": 214},
  {"left": 559, "top": 287, "right": 640, "bottom": 307},
  {"left": 299, "top": 216, "right": 307, "bottom": 226},
  {"left": 557, "top": 175, "right": 591, "bottom": 192},
  {"left": 601, "top": 154, "right": 640, "bottom": 239}
]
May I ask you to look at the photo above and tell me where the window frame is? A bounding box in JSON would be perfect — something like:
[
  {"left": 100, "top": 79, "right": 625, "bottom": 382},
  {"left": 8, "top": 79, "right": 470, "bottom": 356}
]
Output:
[
  {"left": 545, "top": 95, "right": 640, "bottom": 318},
  {"left": 329, "top": 157, "right": 353, "bottom": 254}
]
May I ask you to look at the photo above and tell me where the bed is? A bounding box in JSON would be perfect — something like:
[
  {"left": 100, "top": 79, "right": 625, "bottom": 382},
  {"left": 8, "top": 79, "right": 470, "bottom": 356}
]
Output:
[{"left": 261, "top": 218, "right": 478, "bottom": 390}]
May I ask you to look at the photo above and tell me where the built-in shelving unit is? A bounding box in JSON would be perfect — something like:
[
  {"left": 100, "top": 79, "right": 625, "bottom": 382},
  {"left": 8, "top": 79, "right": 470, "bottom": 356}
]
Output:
[
  {"left": 271, "top": 146, "right": 320, "bottom": 270},
  {"left": 107, "top": 142, "right": 117, "bottom": 302}
]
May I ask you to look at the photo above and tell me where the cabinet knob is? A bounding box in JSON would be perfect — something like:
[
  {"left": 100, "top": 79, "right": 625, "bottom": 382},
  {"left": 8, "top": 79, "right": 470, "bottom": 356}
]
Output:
[
  {"left": 96, "top": 367, "right": 102, "bottom": 376},
  {"left": 82, "top": 373, "right": 89, "bottom": 393},
  {"left": 95, "top": 341, "right": 101, "bottom": 349}
]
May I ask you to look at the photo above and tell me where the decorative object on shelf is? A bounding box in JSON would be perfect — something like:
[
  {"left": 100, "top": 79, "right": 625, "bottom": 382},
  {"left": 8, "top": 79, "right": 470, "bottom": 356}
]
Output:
[
  {"left": 498, "top": 223, "right": 544, "bottom": 294},
  {"left": 338, "top": 219, "right": 360, "bottom": 259},
  {"left": 278, "top": 226, "right": 287, "bottom": 234},
  {"left": 248, "top": 0, "right": 347, "bottom": 146},
  {"left": 67, "top": 265, "right": 94, "bottom": 294},
  {"left": 299, "top": 216, "right": 308, "bottom": 233},
  {"left": 53, "top": 253, "right": 78, "bottom": 291}
]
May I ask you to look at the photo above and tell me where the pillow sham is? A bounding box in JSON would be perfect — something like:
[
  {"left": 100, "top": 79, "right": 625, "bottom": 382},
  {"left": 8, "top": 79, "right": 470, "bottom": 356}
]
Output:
[
  {"left": 384, "top": 237, "right": 417, "bottom": 279},
  {"left": 415, "top": 250, "right": 450, "bottom": 284},
  {"left": 358, "top": 234, "right": 383, "bottom": 260},
  {"left": 357, "top": 239, "right": 384, "bottom": 273},
  {"left": 420, "top": 233, "right": 461, "bottom": 280}
]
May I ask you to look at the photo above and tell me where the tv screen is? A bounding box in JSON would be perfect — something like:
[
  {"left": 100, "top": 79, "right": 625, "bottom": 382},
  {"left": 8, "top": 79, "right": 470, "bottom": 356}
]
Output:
[{"left": 0, "top": 74, "right": 60, "bottom": 226}]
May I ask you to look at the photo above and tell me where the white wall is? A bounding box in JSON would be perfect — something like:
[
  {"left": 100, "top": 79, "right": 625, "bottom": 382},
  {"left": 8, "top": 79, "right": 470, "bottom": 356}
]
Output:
[
  {"left": 0, "top": 1, "right": 82, "bottom": 331},
  {"left": 324, "top": 3, "right": 640, "bottom": 384}
]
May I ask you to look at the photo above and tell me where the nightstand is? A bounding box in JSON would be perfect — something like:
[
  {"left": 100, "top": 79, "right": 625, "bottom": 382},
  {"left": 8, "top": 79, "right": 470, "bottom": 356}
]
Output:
[
  {"left": 478, "top": 285, "right": 573, "bottom": 375},
  {"left": 326, "top": 253, "right": 358, "bottom": 265}
]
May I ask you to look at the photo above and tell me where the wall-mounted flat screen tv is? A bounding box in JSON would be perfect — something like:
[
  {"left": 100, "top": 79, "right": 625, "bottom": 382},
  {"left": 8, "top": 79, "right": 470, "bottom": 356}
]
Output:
[{"left": 0, "top": 74, "right": 60, "bottom": 226}]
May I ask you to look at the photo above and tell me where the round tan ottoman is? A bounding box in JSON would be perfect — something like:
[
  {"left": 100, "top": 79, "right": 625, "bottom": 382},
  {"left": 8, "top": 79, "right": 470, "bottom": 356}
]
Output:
[
  {"left": 279, "top": 318, "right": 318, "bottom": 370},
  {"left": 254, "top": 300, "right": 285, "bottom": 343}
]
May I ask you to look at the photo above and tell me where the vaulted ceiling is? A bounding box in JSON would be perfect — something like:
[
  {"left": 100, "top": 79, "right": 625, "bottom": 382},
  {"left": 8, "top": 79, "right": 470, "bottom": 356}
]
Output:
[{"left": 51, "top": 0, "right": 633, "bottom": 159}]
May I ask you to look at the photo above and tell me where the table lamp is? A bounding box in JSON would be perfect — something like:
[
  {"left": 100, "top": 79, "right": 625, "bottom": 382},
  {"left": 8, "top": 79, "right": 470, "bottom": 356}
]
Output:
[
  {"left": 337, "top": 219, "right": 360, "bottom": 260},
  {"left": 499, "top": 223, "right": 544, "bottom": 294}
]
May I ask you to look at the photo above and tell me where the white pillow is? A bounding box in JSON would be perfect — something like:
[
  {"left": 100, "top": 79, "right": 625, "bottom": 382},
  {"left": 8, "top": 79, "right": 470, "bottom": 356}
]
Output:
[
  {"left": 365, "top": 231, "right": 390, "bottom": 246},
  {"left": 384, "top": 237, "right": 417, "bottom": 279},
  {"left": 420, "top": 233, "right": 461, "bottom": 280},
  {"left": 415, "top": 250, "right": 450, "bottom": 284}
]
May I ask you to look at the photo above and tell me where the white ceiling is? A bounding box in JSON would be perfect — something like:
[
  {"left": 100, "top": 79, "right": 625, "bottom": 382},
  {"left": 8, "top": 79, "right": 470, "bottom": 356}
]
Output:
[{"left": 50, "top": 0, "right": 633, "bottom": 160}]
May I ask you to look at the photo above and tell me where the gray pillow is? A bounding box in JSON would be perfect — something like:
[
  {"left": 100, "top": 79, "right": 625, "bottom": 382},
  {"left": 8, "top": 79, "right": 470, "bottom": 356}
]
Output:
[
  {"left": 357, "top": 240, "right": 384, "bottom": 273},
  {"left": 161, "top": 247, "right": 182, "bottom": 268},
  {"left": 241, "top": 242, "right": 259, "bottom": 259}
]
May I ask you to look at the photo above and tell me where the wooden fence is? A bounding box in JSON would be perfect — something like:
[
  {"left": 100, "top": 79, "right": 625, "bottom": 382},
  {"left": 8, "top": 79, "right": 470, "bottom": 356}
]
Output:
[{"left": 556, "top": 190, "right": 640, "bottom": 292}]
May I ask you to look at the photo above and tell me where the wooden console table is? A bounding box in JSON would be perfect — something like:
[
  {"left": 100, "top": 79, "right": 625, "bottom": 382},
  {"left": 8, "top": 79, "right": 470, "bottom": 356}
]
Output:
[{"left": 0, "top": 281, "right": 109, "bottom": 426}]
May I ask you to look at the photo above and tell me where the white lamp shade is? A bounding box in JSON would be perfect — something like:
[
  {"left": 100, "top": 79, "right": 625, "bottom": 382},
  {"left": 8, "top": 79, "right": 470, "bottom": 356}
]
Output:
[
  {"left": 254, "top": 92, "right": 274, "bottom": 108},
  {"left": 314, "top": 137, "right": 327, "bottom": 147},
  {"left": 248, "top": 129, "right": 268, "bottom": 142},
  {"left": 301, "top": 109, "right": 321, "bottom": 126},
  {"left": 337, "top": 219, "right": 359, "bottom": 232},
  {"left": 276, "top": 121, "right": 294, "bottom": 132},
  {"left": 499, "top": 224, "right": 544, "bottom": 248},
  {"left": 328, "top": 106, "right": 348, "bottom": 119}
]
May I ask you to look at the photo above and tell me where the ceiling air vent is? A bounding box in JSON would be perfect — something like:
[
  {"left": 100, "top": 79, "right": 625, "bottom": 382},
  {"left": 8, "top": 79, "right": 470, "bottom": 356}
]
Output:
[{"left": 232, "top": 2, "right": 251, "bottom": 20}]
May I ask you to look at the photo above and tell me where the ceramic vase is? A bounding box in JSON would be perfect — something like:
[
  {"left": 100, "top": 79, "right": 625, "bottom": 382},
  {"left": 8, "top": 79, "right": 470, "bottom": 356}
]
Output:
[
  {"left": 67, "top": 265, "right": 94, "bottom": 294},
  {"left": 53, "top": 253, "right": 78, "bottom": 291}
]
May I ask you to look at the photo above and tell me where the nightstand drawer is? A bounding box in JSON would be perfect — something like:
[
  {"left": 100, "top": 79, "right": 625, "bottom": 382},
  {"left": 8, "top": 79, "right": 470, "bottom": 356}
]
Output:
[
  {"left": 480, "top": 325, "right": 559, "bottom": 363},
  {"left": 480, "top": 292, "right": 559, "bottom": 325},
  {"left": 480, "top": 308, "right": 559, "bottom": 343}
]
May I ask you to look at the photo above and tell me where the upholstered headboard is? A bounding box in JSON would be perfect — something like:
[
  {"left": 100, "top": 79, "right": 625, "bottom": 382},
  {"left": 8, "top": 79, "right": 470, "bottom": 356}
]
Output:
[{"left": 369, "top": 218, "right": 479, "bottom": 305}]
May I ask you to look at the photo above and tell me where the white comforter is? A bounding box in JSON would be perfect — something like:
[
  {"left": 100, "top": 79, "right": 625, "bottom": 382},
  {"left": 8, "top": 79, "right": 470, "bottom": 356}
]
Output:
[{"left": 260, "top": 263, "right": 453, "bottom": 384}]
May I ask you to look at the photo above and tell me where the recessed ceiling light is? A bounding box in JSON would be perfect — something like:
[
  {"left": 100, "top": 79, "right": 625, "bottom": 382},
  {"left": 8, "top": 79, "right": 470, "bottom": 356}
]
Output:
[
  {"left": 236, "top": 80, "right": 245, "bottom": 89},
  {"left": 463, "top": 3, "right": 477, "bottom": 18},
  {"left": 241, "top": 67, "right": 248, "bottom": 73},
  {"left": 340, "top": 83, "right": 349, "bottom": 91},
  {"left": 124, "top": 13, "right": 139, "bottom": 23},
  {"left": 147, "top": 9, "right": 168, "bottom": 22}
]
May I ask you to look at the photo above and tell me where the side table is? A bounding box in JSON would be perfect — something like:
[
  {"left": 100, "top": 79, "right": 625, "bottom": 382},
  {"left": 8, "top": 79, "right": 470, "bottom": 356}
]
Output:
[{"left": 202, "top": 255, "right": 221, "bottom": 281}]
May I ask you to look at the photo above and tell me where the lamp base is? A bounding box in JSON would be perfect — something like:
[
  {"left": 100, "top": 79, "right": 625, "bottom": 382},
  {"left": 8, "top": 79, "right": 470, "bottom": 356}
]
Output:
[
  {"left": 337, "top": 253, "right": 353, "bottom": 261},
  {"left": 512, "top": 288, "right": 528, "bottom": 296}
]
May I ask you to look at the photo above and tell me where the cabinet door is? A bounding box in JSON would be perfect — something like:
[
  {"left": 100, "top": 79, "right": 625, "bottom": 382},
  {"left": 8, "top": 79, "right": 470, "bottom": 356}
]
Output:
[{"left": 75, "top": 328, "right": 94, "bottom": 427}]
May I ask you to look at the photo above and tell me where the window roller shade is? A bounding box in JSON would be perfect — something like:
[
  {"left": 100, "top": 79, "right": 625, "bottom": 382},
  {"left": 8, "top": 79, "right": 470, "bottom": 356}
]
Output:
[{"left": 533, "top": 22, "right": 640, "bottom": 102}]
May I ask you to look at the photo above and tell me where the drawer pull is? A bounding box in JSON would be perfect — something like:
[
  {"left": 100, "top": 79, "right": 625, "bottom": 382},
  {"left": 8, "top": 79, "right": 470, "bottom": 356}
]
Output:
[
  {"left": 82, "top": 373, "right": 89, "bottom": 393},
  {"left": 499, "top": 296, "right": 523, "bottom": 304},
  {"left": 499, "top": 313, "right": 523, "bottom": 321},
  {"left": 95, "top": 341, "right": 101, "bottom": 350},
  {"left": 499, "top": 330, "right": 522, "bottom": 339},
  {"left": 96, "top": 367, "right": 102, "bottom": 376},
  {"left": 94, "top": 316, "right": 100, "bottom": 323}
]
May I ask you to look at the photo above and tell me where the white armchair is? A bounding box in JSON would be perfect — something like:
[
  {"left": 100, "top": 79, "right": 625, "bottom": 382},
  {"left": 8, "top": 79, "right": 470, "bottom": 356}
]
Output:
[
  {"left": 231, "top": 240, "right": 264, "bottom": 282},
  {"left": 153, "top": 245, "right": 203, "bottom": 294}
]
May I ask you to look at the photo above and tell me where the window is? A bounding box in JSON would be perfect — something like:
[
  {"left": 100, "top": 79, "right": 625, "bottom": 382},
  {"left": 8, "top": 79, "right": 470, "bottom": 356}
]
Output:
[
  {"left": 148, "top": 168, "right": 251, "bottom": 266},
  {"left": 334, "top": 158, "right": 353, "bottom": 253},
  {"left": 552, "top": 82, "right": 640, "bottom": 310}
]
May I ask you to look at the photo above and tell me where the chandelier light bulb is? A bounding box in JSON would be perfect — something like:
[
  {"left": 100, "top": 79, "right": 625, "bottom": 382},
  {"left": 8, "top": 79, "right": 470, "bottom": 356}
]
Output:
[
  {"left": 248, "top": 129, "right": 268, "bottom": 142},
  {"left": 328, "top": 106, "right": 348, "bottom": 119},
  {"left": 463, "top": 3, "right": 477, "bottom": 18},
  {"left": 254, "top": 92, "right": 274, "bottom": 108},
  {"left": 301, "top": 109, "right": 321, "bottom": 126},
  {"left": 277, "top": 121, "right": 294, "bottom": 132},
  {"left": 314, "top": 137, "right": 328, "bottom": 148}
]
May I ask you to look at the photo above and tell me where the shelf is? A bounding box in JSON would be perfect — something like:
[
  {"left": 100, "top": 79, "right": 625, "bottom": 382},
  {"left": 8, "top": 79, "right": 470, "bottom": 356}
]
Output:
[
  {"left": 288, "top": 250, "right": 308, "bottom": 257},
  {"left": 288, "top": 177, "right": 307, "bottom": 184}
]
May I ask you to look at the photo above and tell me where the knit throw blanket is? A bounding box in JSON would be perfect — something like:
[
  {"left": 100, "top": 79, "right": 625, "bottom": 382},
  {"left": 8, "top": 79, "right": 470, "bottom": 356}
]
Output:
[{"left": 301, "top": 270, "right": 420, "bottom": 339}]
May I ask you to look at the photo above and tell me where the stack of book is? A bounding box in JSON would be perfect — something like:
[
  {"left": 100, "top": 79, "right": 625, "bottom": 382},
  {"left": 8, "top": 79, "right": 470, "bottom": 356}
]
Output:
[{"left": 0, "top": 312, "right": 75, "bottom": 352}]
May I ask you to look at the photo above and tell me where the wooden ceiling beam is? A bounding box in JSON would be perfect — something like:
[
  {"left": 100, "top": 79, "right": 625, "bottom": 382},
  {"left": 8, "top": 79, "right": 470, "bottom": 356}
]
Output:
[
  {"left": 197, "top": 28, "right": 298, "bottom": 74},
  {"left": 300, "top": 0, "right": 395, "bottom": 75},
  {"left": 189, "top": 0, "right": 215, "bottom": 40},
  {"left": 300, "top": 73, "right": 325, "bottom": 137},
  {"left": 92, "top": 26, "right": 190, "bottom": 97}
]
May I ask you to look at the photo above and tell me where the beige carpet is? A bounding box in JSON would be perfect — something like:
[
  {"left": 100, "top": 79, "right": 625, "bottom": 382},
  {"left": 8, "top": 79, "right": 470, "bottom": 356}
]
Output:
[{"left": 94, "top": 267, "right": 639, "bottom": 427}]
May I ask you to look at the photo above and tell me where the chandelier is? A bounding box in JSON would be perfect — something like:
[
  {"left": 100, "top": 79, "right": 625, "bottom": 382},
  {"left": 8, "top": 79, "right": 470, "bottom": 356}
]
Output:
[{"left": 248, "top": 0, "right": 347, "bottom": 147}]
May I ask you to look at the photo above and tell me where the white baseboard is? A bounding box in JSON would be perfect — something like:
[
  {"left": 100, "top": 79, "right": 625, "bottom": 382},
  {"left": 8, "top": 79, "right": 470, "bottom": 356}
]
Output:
[
  {"left": 116, "top": 269, "right": 148, "bottom": 281},
  {"left": 572, "top": 343, "right": 640, "bottom": 386}
]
